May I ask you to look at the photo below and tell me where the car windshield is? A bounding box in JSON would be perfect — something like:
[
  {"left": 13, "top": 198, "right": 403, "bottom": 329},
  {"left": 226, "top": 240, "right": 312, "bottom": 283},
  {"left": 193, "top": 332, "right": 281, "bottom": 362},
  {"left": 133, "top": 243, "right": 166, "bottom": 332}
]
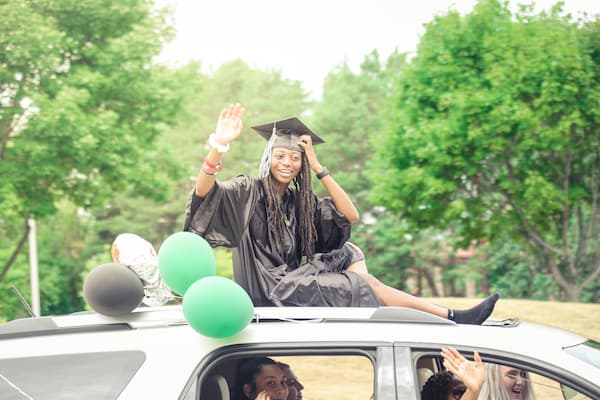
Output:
[
  {"left": 564, "top": 340, "right": 600, "bottom": 369},
  {"left": 0, "top": 351, "right": 145, "bottom": 400}
]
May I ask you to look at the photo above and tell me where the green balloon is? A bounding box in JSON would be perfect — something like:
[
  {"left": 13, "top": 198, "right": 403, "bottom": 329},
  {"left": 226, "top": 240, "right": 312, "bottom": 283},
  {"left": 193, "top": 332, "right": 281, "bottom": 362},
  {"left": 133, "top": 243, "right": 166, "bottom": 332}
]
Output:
[
  {"left": 158, "top": 232, "right": 216, "bottom": 295},
  {"left": 183, "top": 276, "right": 254, "bottom": 338}
]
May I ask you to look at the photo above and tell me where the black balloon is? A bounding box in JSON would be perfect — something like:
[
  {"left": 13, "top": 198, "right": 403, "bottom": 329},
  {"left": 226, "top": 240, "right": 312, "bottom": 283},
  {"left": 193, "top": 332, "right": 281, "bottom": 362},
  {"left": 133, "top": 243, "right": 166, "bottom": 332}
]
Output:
[{"left": 83, "top": 263, "right": 145, "bottom": 316}]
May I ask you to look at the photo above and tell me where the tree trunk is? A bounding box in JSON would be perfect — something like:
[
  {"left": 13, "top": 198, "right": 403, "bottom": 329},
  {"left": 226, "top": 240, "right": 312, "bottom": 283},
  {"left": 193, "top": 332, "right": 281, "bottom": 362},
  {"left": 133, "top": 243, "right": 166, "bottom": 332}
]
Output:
[
  {"left": 480, "top": 276, "right": 490, "bottom": 296},
  {"left": 432, "top": 266, "right": 444, "bottom": 296},
  {"left": 421, "top": 268, "right": 439, "bottom": 297},
  {"left": 544, "top": 254, "right": 597, "bottom": 302},
  {"left": 449, "top": 279, "right": 457, "bottom": 296},
  {"left": 0, "top": 217, "right": 30, "bottom": 283},
  {"left": 416, "top": 267, "right": 423, "bottom": 296},
  {"left": 465, "top": 279, "right": 477, "bottom": 298},
  {"left": 562, "top": 284, "right": 582, "bottom": 302}
]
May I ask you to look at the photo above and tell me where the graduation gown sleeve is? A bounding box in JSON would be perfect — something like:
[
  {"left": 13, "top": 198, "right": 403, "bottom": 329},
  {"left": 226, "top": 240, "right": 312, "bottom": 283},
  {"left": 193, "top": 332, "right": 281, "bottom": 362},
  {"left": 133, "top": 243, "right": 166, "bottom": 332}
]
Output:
[
  {"left": 314, "top": 197, "right": 353, "bottom": 253},
  {"left": 183, "top": 175, "right": 260, "bottom": 248}
]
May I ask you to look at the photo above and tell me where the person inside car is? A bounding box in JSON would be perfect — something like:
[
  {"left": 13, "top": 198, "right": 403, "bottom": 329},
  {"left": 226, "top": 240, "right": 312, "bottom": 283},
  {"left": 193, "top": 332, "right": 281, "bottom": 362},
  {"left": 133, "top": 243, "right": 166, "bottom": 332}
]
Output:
[
  {"left": 184, "top": 103, "right": 499, "bottom": 324},
  {"left": 421, "top": 371, "right": 468, "bottom": 400},
  {"left": 421, "top": 347, "right": 484, "bottom": 400},
  {"left": 478, "top": 363, "right": 536, "bottom": 400},
  {"left": 278, "top": 362, "right": 304, "bottom": 400},
  {"left": 232, "top": 357, "right": 289, "bottom": 400}
]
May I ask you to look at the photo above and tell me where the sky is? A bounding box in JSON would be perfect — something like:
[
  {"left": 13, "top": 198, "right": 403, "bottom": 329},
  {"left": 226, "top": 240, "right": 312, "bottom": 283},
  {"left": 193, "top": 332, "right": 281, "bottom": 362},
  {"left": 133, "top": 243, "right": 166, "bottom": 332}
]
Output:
[{"left": 157, "top": 0, "right": 600, "bottom": 99}]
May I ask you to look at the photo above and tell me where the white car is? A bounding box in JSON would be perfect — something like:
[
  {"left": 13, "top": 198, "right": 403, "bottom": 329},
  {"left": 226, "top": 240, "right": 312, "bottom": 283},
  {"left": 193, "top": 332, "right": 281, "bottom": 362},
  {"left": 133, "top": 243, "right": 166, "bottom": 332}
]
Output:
[{"left": 0, "top": 306, "right": 598, "bottom": 399}]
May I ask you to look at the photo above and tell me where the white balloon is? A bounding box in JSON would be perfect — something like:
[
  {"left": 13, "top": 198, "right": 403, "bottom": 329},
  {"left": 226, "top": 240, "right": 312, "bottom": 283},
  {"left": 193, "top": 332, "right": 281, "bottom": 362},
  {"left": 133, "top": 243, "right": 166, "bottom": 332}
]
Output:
[{"left": 112, "top": 233, "right": 175, "bottom": 306}]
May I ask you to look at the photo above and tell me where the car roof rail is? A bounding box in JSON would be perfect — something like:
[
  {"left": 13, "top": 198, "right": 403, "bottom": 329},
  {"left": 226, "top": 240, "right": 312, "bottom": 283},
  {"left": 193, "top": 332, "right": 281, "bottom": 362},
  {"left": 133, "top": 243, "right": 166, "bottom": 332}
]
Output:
[
  {"left": 1, "top": 306, "right": 516, "bottom": 339},
  {"left": 0, "top": 316, "right": 132, "bottom": 340},
  {"left": 251, "top": 306, "right": 455, "bottom": 325},
  {"left": 0, "top": 316, "right": 58, "bottom": 334},
  {"left": 58, "top": 306, "right": 457, "bottom": 326},
  {"left": 369, "top": 307, "right": 454, "bottom": 324}
]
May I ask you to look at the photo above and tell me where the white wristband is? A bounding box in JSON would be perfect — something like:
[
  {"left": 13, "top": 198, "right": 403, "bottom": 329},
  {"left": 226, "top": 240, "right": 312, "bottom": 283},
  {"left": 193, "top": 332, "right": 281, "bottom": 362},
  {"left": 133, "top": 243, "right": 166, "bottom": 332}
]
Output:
[{"left": 208, "top": 133, "right": 230, "bottom": 153}]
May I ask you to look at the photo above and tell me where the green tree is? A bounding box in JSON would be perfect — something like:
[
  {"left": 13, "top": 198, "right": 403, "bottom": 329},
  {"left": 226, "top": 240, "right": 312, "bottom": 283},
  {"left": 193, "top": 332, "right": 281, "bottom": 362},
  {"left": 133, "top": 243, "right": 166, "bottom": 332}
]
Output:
[
  {"left": 312, "top": 50, "right": 405, "bottom": 207},
  {"left": 0, "top": 0, "right": 184, "bottom": 283},
  {"left": 372, "top": 0, "right": 600, "bottom": 301},
  {"left": 469, "top": 239, "right": 559, "bottom": 300}
]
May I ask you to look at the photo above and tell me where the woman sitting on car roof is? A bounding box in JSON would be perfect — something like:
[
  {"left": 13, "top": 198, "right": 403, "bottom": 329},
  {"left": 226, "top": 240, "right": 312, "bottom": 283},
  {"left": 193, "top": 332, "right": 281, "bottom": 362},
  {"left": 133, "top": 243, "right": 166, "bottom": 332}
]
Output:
[{"left": 184, "top": 103, "right": 499, "bottom": 324}]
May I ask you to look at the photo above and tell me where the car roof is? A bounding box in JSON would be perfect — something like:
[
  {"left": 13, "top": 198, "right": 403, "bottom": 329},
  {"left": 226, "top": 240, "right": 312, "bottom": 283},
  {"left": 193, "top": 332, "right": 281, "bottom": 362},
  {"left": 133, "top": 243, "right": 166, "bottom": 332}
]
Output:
[{"left": 0, "top": 305, "right": 587, "bottom": 350}]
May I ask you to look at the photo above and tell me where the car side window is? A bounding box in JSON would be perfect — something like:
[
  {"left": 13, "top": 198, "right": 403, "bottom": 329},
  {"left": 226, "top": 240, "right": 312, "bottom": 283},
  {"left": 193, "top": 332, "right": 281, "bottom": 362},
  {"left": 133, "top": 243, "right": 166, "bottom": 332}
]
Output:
[
  {"left": 415, "top": 353, "right": 594, "bottom": 400},
  {"left": 276, "top": 355, "right": 374, "bottom": 400},
  {"left": 0, "top": 351, "right": 145, "bottom": 399},
  {"left": 189, "top": 354, "right": 375, "bottom": 400},
  {"left": 527, "top": 372, "right": 592, "bottom": 400}
]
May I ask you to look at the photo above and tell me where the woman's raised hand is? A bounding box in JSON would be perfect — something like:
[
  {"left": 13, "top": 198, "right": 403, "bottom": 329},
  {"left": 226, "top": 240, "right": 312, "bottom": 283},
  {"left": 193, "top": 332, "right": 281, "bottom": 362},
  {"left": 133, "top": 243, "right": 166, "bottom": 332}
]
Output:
[
  {"left": 255, "top": 391, "right": 272, "bottom": 400},
  {"left": 297, "top": 134, "right": 322, "bottom": 171},
  {"left": 214, "top": 103, "right": 245, "bottom": 145},
  {"left": 441, "top": 347, "right": 485, "bottom": 393}
]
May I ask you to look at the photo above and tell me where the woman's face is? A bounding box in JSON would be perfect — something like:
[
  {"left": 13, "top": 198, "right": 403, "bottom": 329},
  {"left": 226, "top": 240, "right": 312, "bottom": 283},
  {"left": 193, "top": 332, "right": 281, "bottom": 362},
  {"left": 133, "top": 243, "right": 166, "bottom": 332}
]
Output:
[
  {"left": 270, "top": 148, "right": 302, "bottom": 188},
  {"left": 250, "top": 364, "right": 289, "bottom": 400},
  {"left": 447, "top": 377, "right": 466, "bottom": 400},
  {"left": 499, "top": 365, "right": 527, "bottom": 400}
]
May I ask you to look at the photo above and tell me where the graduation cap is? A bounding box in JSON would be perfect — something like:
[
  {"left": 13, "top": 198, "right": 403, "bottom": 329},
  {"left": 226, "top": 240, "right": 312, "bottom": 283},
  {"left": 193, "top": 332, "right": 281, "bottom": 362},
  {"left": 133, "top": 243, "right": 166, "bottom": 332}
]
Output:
[{"left": 251, "top": 117, "right": 325, "bottom": 152}]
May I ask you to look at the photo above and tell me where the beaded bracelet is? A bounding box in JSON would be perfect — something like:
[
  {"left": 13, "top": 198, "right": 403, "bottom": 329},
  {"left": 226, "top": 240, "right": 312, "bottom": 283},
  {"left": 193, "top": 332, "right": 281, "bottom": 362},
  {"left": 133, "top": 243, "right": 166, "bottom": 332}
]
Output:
[
  {"left": 203, "top": 157, "right": 222, "bottom": 170},
  {"left": 200, "top": 168, "right": 218, "bottom": 177}
]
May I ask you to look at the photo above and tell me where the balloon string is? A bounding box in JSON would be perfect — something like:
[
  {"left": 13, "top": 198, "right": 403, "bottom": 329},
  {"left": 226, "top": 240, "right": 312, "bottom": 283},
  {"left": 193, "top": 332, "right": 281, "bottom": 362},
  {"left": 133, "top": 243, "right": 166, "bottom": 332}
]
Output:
[{"left": 253, "top": 316, "right": 324, "bottom": 324}]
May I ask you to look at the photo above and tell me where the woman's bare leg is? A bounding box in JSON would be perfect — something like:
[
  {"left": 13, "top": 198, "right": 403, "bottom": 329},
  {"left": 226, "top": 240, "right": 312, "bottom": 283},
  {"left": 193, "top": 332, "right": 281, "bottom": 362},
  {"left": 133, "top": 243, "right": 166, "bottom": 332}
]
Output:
[
  {"left": 344, "top": 242, "right": 499, "bottom": 324},
  {"left": 356, "top": 273, "right": 499, "bottom": 324},
  {"left": 346, "top": 243, "right": 450, "bottom": 317},
  {"left": 347, "top": 260, "right": 369, "bottom": 275},
  {"left": 361, "top": 274, "right": 448, "bottom": 317}
]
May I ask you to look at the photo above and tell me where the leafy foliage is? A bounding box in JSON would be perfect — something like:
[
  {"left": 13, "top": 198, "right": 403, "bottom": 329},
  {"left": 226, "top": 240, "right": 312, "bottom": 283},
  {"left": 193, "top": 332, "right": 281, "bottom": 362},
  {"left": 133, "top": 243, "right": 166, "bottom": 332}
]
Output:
[
  {"left": 372, "top": 0, "right": 600, "bottom": 301},
  {"left": 2, "top": 0, "right": 181, "bottom": 218},
  {"left": 0, "top": 0, "right": 187, "bottom": 318},
  {"left": 311, "top": 51, "right": 405, "bottom": 205}
]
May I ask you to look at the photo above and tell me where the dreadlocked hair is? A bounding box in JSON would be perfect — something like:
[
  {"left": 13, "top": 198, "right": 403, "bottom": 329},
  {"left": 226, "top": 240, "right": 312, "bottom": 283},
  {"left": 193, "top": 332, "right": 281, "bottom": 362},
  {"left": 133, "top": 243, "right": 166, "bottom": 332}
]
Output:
[
  {"left": 296, "top": 153, "right": 317, "bottom": 257},
  {"left": 261, "top": 152, "right": 317, "bottom": 258}
]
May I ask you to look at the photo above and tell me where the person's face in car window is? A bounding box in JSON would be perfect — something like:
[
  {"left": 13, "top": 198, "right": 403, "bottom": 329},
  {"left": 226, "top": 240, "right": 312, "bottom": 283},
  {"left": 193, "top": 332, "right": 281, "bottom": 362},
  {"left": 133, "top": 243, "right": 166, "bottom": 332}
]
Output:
[
  {"left": 499, "top": 365, "right": 527, "bottom": 400},
  {"left": 245, "top": 364, "right": 289, "bottom": 400}
]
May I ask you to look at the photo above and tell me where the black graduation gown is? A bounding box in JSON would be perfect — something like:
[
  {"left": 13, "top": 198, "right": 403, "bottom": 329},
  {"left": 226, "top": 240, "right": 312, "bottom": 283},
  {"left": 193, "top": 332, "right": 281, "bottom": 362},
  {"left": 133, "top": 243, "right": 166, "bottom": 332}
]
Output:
[{"left": 183, "top": 175, "right": 381, "bottom": 307}]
